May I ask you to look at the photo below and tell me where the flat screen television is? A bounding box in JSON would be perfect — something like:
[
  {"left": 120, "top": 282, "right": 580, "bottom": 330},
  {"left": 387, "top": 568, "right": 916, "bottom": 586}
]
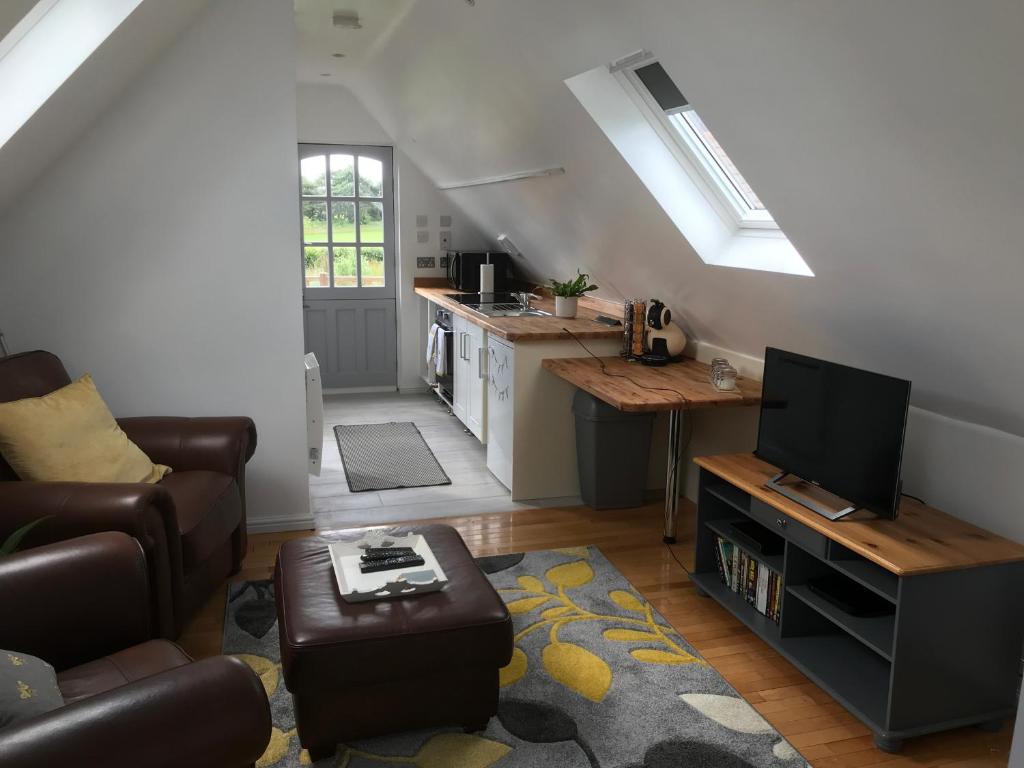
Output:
[{"left": 755, "top": 348, "right": 911, "bottom": 520}]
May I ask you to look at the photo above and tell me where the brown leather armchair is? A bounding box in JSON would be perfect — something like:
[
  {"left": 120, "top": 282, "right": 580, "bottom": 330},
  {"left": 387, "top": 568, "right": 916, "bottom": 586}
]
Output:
[
  {"left": 0, "top": 532, "right": 270, "bottom": 768},
  {"left": 0, "top": 350, "right": 257, "bottom": 638}
]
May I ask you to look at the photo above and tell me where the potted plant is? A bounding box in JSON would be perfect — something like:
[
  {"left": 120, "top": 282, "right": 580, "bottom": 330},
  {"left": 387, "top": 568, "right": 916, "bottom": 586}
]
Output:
[
  {"left": 0, "top": 517, "right": 51, "bottom": 557},
  {"left": 548, "top": 270, "right": 598, "bottom": 318}
]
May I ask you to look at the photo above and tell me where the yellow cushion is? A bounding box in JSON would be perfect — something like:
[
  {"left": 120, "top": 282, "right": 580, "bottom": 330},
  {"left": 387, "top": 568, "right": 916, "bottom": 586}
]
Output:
[{"left": 0, "top": 374, "right": 170, "bottom": 483}]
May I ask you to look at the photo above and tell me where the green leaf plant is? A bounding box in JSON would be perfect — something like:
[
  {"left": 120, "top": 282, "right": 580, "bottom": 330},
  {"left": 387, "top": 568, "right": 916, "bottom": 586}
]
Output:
[
  {"left": 0, "top": 517, "right": 52, "bottom": 557},
  {"left": 548, "top": 269, "right": 599, "bottom": 298}
]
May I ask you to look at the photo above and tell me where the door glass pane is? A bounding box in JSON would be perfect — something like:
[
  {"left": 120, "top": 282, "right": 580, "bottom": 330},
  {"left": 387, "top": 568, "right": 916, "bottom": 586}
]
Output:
[
  {"left": 360, "top": 247, "right": 385, "bottom": 287},
  {"left": 300, "top": 155, "right": 327, "bottom": 196},
  {"left": 358, "top": 156, "right": 383, "bottom": 197},
  {"left": 302, "top": 201, "right": 328, "bottom": 242},
  {"left": 330, "top": 154, "right": 354, "bottom": 196},
  {"left": 330, "top": 201, "right": 356, "bottom": 242},
  {"left": 303, "top": 247, "right": 329, "bottom": 288},
  {"left": 332, "top": 247, "right": 357, "bottom": 287},
  {"left": 358, "top": 201, "right": 384, "bottom": 243}
]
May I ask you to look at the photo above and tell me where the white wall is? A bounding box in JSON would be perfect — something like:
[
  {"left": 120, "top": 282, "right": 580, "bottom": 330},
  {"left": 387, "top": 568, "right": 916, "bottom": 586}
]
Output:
[
  {"left": 295, "top": 83, "right": 487, "bottom": 392},
  {"left": 0, "top": 0, "right": 309, "bottom": 530},
  {"left": 341, "top": 0, "right": 1024, "bottom": 542}
]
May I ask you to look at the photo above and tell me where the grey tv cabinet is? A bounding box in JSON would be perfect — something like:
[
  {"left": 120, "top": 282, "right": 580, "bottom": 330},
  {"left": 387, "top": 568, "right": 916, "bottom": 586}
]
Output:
[{"left": 693, "top": 453, "right": 1024, "bottom": 753}]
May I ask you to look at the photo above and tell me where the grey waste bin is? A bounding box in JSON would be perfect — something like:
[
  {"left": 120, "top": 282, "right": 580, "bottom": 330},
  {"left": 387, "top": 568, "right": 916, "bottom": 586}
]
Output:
[{"left": 572, "top": 390, "right": 654, "bottom": 509}]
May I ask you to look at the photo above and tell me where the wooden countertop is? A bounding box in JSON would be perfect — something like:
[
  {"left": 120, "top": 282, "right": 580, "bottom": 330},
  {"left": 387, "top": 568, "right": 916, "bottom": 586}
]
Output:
[
  {"left": 695, "top": 453, "right": 1024, "bottom": 575},
  {"left": 541, "top": 356, "right": 762, "bottom": 412},
  {"left": 415, "top": 286, "right": 622, "bottom": 342}
]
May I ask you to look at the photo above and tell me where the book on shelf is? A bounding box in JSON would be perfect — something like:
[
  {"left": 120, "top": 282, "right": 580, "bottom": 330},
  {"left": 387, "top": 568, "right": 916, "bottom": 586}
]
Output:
[{"left": 712, "top": 534, "right": 782, "bottom": 624}]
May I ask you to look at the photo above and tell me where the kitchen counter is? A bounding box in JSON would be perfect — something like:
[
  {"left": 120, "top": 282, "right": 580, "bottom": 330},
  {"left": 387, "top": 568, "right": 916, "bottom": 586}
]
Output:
[
  {"left": 540, "top": 356, "right": 762, "bottom": 412},
  {"left": 414, "top": 285, "right": 622, "bottom": 342}
]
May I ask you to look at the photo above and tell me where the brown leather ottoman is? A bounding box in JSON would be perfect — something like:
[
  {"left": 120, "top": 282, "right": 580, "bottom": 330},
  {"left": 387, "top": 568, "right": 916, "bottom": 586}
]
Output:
[{"left": 274, "top": 524, "right": 513, "bottom": 761}]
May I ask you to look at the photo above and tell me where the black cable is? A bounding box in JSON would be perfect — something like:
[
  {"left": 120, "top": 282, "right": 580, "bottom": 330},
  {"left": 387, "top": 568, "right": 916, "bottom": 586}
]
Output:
[
  {"left": 901, "top": 492, "right": 927, "bottom": 506},
  {"left": 561, "top": 327, "right": 694, "bottom": 575}
]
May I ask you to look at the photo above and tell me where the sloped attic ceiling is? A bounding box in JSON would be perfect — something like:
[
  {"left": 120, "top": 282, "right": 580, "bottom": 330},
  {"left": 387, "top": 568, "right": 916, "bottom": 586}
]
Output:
[
  {"left": 340, "top": 0, "right": 1024, "bottom": 437},
  {"left": 0, "top": 0, "right": 210, "bottom": 210}
]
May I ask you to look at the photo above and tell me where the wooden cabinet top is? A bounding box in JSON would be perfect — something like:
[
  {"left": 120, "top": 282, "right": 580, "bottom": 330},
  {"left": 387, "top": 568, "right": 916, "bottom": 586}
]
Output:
[
  {"left": 696, "top": 453, "right": 1024, "bottom": 575},
  {"left": 541, "top": 356, "right": 762, "bottom": 412},
  {"left": 415, "top": 286, "right": 622, "bottom": 342}
]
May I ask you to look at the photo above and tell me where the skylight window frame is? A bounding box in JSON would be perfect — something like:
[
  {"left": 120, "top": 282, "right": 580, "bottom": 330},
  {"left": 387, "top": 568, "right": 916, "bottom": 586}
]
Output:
[{"left": 618, "top": 63, "right": 778, "bottom": 232}]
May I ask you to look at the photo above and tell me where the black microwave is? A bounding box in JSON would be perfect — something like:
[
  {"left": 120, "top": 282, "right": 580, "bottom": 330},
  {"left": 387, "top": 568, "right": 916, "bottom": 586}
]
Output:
[{"left": 447, "top": 252, "right": 513, "bottom": 292}]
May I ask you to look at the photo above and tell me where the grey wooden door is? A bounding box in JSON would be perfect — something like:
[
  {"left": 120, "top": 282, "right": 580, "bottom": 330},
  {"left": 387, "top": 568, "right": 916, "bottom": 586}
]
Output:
[{"left": 299, "top": 144, "right": 397, "bottom": 388}]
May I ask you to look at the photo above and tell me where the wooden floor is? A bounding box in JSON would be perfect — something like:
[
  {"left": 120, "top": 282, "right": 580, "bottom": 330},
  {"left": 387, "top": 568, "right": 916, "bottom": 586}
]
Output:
[{"left": 180, "top": 502, "right": 1014, "bottom": 767}]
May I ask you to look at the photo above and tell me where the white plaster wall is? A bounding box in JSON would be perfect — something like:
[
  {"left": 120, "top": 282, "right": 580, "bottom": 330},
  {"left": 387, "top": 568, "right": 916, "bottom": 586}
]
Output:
[
  {"left": 342, "top": 0, "right": 1024, "bottom": 542},
  {"left": 0, "top": 0, "right": 309, "bottom": 529},
  {"left": 295, "top": 83, "right": 487, "bottom": 392}
]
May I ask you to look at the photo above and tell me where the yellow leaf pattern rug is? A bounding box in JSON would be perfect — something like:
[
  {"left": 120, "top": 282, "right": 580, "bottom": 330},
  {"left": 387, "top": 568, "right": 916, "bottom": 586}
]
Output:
[{"left": 223, "top": 547, "right": 805, "bottom": 767}]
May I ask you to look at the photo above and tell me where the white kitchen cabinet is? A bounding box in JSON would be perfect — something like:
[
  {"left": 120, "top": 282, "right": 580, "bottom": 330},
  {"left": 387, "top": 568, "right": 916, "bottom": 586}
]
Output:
[
  {"left": 465, "top": 321, "right": 487, "bottom": 442},
  {"left": 486, "top": 335, "right": 622, "bottom": 499},
  {"left": 452, "top": 314, "right": 487, "bottom": 442},
  {"left": 485, "top": 335, "right": 514, "bottom": 488},
  {"left": 452, "top": 315, "right": 470, "bottom": 424}
]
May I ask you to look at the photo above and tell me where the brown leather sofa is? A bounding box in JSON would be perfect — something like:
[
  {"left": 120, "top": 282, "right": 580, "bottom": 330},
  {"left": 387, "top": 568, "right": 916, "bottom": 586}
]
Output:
[
  {"left": 0, "top": 532, "right": 270, "bottom": 768},
  {"left": 0, "top": 350, "right": 257, "bottom": 638}
]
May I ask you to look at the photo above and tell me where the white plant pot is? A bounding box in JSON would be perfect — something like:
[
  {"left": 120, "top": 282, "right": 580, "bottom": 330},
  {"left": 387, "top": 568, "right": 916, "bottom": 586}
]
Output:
[{"left": 554, "top": 296, "right": 578, "bottom": 318}]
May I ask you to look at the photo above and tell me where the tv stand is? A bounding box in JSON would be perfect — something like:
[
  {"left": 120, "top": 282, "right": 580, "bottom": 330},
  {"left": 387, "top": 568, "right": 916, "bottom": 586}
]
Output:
[
  {"left": 765, "top": 471, "right": 858, "bottom": 521},
  {"left": 693, "top": 453, "right": 1024, "bottom": 753}
]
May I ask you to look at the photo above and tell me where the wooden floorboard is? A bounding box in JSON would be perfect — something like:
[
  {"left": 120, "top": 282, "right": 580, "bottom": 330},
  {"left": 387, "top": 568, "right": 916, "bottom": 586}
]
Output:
[{"left": 179, "top": 501, "right": 1015, "bottom": 767}]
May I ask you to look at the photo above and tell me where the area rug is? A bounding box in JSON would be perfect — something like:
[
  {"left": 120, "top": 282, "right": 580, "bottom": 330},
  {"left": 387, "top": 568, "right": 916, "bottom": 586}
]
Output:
[
  {"left": 333, "top": 422, "right": 451, "bottom": 492},
  {"left": 224, "top": 547, "right": 806, "bottom": 767}
]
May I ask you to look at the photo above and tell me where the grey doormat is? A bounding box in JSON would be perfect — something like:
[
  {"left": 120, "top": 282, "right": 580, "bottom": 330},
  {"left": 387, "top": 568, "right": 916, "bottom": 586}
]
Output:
[
  {"left": 224, "top": 546, "right": 805, "bottom": 767},
  {"left": 333, "top": 421, "right": 451, "bottom": 492}
]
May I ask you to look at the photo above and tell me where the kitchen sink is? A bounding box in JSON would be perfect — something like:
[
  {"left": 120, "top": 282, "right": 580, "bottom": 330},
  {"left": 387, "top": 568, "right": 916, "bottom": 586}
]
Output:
[{"left": 448, "top": 293, "right": 552, "bottom": 318}]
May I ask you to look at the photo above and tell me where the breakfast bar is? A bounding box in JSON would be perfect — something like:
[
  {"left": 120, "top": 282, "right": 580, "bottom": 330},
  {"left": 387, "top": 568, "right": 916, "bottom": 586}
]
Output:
[{"left": 541, "top": 356, "right": 762, "bottom": 541}]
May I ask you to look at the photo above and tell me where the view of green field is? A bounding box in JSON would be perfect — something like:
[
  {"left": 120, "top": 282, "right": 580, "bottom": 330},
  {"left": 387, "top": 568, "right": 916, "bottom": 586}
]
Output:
[{"left": 301, "top": 154, "right": 387, "bottom": 288}]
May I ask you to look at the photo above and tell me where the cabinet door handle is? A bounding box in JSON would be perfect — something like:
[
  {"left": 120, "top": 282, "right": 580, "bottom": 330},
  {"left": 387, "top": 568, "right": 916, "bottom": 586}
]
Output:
[
  {"left": 478, "top": 348, "right": 487, "bottom": 378},
  {"left": 776, "top": 518, "right": 788, "bottom": 529},
  {"left": 463, "top": 333, "right": 470, "bottom": 360}
]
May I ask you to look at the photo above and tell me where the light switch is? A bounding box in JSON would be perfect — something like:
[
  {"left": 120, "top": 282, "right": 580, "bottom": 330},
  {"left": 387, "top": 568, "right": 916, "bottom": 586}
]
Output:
[
  {"left": 416, "top": 214, "right": 428, "bottom": 227},
  {"left": 440, "top": 215, "right": 452, "bottom": 228},
  {"left": 416, "top": 230, "right": 429, "bottom": 243}
]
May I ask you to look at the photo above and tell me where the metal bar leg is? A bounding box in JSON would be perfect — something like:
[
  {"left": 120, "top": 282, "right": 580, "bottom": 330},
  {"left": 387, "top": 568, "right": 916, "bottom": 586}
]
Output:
[{"left": 663, "top": 409, "right": 684, "bottom": 543}]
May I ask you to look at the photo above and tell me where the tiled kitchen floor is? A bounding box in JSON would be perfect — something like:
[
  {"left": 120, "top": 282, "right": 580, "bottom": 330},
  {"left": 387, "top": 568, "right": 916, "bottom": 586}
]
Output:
[{"left": 310, "top": 391, "right": 576, "bottom": 531}]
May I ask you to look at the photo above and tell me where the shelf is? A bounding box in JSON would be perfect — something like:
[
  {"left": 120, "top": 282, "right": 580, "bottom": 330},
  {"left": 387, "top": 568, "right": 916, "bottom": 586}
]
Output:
[
  {"left": 705, "top": 482, "right": 751, "bottom": 515},
  {"left": 705, "top": 518, "right": 784, "bottom": 575},
  {"left": 692, "top": 571, "right": 781, "bottom": 640},
  {"left": 827, "top": 557, "right": 899, "bottom": 604},
  {"left": 787, "top": 585, "right": 895, "bottom": 661},
  {"left": 779, "top": 632, "right": 891, "bottom": 731}
]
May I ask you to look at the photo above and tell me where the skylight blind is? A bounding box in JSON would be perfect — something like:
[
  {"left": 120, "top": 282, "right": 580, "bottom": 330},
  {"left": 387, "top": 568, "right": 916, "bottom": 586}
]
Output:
[{"left": 635, "top": 62, "right": 688, "bottom": 113}]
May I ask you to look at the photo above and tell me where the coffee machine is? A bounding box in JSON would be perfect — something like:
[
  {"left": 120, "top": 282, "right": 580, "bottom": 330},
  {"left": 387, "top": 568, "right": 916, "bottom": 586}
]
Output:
[{"left": 643, "top": 300, "right": 686, "bottom": 364}]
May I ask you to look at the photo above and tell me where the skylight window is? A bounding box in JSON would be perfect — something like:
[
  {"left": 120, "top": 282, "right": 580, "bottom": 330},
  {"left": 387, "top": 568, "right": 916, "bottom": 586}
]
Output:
[
  {"left": 566, "top": 57, "right": 812, "bottom": 276},
  {"left": 630, "top": 61, "right": 776, "bottom": 230}
]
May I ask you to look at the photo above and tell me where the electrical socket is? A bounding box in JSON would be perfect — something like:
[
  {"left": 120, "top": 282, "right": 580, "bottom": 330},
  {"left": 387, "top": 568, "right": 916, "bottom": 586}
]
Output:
[
  {"left": 439, "top": 255, "right": 449, "bottom": 268},
  {"left": 416, "top": 256, "right": 436, "bottom": 269},
  {"left": 440, "top": 230, "right": 451, "bottom": 250}
]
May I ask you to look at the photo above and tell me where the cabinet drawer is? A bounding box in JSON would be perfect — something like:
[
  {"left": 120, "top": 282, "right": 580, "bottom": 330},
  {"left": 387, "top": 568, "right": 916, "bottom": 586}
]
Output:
[{"left": 749, "top": 498, "right": 828, "bottom": 558}]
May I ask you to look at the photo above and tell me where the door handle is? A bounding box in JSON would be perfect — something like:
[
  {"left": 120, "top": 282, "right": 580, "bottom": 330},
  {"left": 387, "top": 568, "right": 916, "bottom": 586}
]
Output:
[
  {"left": 460, "top": 333, "right": 467, "bottom": 360},
  {"left": 478, "top": 348, "right": 487, "bottom": 378}
]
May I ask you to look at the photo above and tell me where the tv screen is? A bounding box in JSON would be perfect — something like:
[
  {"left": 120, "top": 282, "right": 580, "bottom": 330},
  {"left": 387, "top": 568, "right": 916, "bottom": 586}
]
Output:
[{"left": 755, "top": 348, "right": 911, "bottom": 519}]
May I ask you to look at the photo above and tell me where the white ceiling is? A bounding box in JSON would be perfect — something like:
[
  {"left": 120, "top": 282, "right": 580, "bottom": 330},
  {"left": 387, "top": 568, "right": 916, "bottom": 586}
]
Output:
[
  {"left": 0, "top": 0, "right": 38, "bottom": 42},
  {"left": 293, "top": 0, "right": 414, "bottom": 83},
  {"left": 341, "top": 0, "right": 1024, "bottom": 439}
]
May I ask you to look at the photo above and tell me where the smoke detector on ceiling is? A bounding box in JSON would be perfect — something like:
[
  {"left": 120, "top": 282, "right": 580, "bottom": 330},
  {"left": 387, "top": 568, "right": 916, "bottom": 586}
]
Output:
[{"left": 332, "top": 11, "right": 362, "bottom": 29}]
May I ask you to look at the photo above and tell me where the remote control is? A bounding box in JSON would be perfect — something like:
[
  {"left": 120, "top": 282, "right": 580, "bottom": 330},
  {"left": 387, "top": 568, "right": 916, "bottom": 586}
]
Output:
[
  {"left": 361, "top": 547, "right": 415, "bottom": 561},
  {"left": 359, "top": 554, "right": 425, "bottom": 574}
]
